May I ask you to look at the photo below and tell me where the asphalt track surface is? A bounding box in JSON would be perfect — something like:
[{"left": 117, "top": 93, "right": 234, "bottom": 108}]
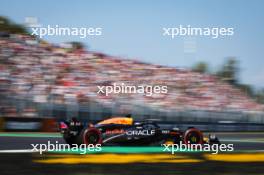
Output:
[
  {"left": 0, "top": 132, "right": 263, "bottom": 151},
  {"left": 0, "top": 132, "right": 264, "bottom": 175}
]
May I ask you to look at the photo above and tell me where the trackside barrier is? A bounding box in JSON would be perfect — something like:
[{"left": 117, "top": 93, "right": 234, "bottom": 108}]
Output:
[
  {"left": 0, "top": 117, "right": 263, "bottom": 132},
  {"left": 0, "top": 117, "right": 57, "bottom": 132},
  {"left": 156, "top": 122, "right": 264, "bottom": 132}
]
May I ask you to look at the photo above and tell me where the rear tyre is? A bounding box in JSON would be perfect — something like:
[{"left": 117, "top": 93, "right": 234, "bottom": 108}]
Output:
[{"left": 83, "top": 128, "right": 102, "bottom": 145}]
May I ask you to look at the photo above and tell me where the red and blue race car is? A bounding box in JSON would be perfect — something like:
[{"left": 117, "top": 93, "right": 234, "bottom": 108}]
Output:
[{"left": 60, "top": 116, "right": 220, "bottom": 146}]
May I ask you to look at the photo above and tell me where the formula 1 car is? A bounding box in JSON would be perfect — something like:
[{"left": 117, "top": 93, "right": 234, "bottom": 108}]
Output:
[{"left": 59, "top": 117, "right": 220, "bottom": 146}]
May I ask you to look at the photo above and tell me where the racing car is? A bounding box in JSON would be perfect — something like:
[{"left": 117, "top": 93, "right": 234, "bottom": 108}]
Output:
[{"left": 59, "top": 116, "right": 220, "bottom": 146}]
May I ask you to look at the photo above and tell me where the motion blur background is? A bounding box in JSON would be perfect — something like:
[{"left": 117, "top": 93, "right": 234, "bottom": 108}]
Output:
[
  {"left": 0, "top": 0, "right": 264, "bottom": 131},
  {"left": 0, "top": 0, "right": 264, "bottom": 175}
]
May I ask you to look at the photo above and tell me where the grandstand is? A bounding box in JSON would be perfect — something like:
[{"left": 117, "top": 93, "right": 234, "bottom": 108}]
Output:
[{"left": 0, "top": 34, "right": 263, "bottom": 121}]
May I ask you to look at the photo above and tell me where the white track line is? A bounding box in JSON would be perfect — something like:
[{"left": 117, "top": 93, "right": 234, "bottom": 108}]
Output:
[{"left": 0, "top": 149, "right": 39, "bottom": 153}]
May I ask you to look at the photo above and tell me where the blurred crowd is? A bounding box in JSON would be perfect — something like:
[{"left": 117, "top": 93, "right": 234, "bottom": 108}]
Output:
[{"left": 0, "top": 34, "right": 263, "bottom": 118}]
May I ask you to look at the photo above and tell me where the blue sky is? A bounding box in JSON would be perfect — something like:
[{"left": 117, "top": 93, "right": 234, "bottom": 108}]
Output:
[{"left": 1, "top": 0, "right": 264, "bottom": 89}]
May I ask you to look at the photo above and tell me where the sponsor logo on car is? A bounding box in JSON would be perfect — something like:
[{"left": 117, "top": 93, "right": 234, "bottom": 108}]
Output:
[{"left": 126, "top": 130, "right": 155, "bottom": 136}]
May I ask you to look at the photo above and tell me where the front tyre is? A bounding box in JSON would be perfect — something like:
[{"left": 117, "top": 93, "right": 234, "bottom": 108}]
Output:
[{"left": 183, "top": 128, "right": 203, "bottom": 144}]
